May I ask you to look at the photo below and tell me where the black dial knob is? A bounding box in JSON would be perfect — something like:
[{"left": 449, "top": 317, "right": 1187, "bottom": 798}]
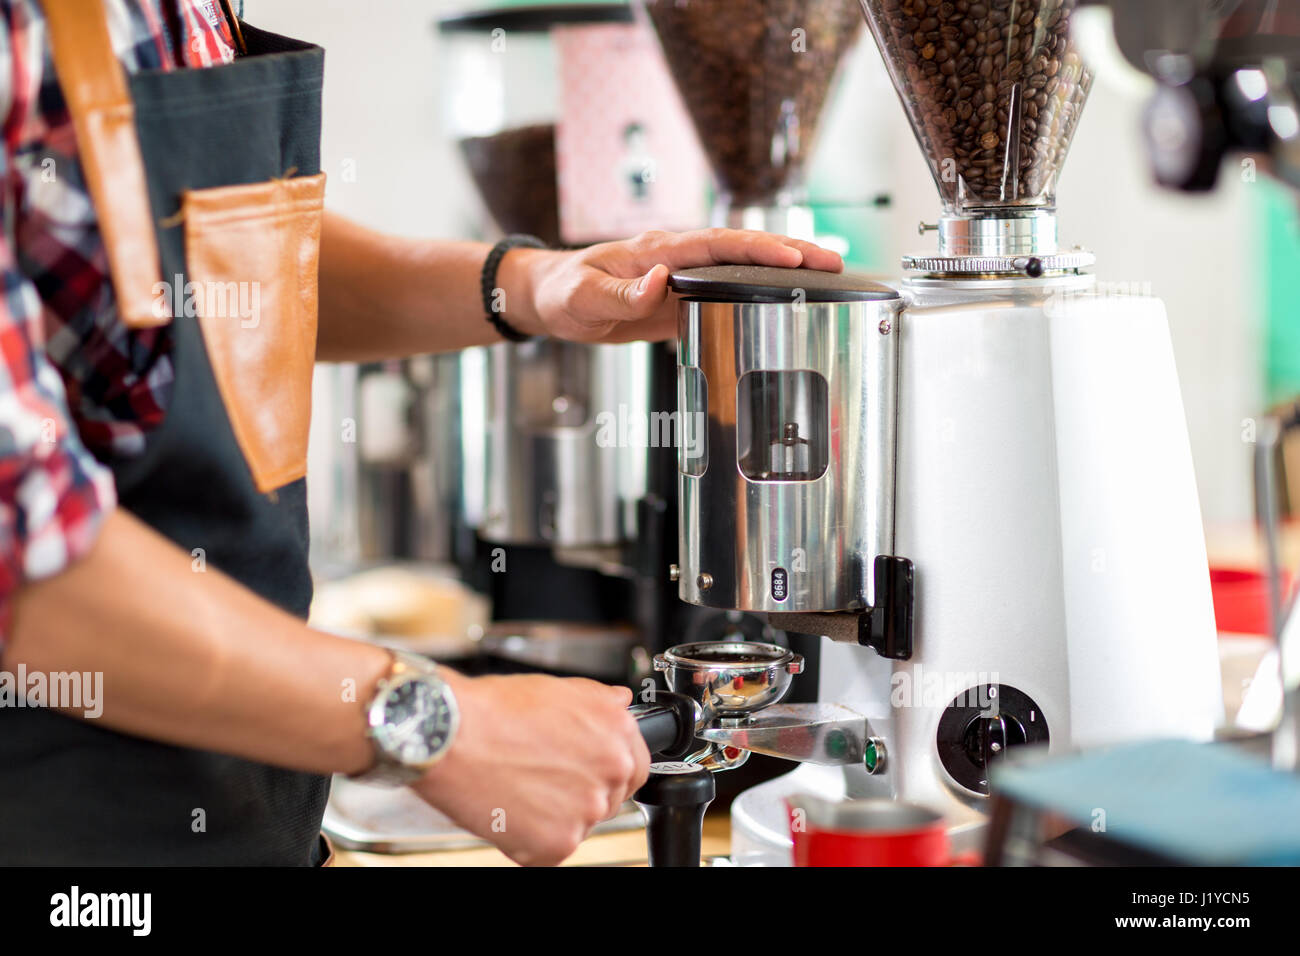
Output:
[
  {"left": 962, "top": 712, "right": 1028, "bottom": 770},
  {"left": 936, "top": 684, "right": 1048, "bottom": 795}
]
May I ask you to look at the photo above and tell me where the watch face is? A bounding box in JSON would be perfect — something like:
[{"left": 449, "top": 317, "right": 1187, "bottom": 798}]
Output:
[{"left": 373, "top": 677, "right": 456, "bottom": 766}]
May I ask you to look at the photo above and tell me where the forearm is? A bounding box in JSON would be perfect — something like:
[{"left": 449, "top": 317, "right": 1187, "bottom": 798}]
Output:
[
  {"left": 2, "top": 508, "right": 392, "bottom": 776},
  {"left": 316, "top": 211, "right": 560, "bottom": 361}
]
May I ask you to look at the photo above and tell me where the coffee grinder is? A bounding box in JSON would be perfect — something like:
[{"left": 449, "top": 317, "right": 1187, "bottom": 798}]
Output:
[
  {"left": 659, "top": 0, "right": 1224, "bottom": 865},
  {"left": 640, "top": 0, "right": 864, "bottom": 239},
  {"left": 439, "top": 3, "right": 697, "bottom": 686}
]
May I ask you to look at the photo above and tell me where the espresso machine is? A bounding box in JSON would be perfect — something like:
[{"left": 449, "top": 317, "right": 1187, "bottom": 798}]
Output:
[{"left": 638, "top": 0, "right": 1226, "bottom": 865}]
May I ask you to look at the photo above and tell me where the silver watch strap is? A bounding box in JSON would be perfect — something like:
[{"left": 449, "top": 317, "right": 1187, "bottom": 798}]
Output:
[{"left": 350, "top": 649, "right": 454, "bottom": 787}]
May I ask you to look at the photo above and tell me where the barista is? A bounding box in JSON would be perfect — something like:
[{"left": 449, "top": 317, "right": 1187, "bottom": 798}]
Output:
[{"left": 0, "top": 0, "right": 841, "bottom": 866}]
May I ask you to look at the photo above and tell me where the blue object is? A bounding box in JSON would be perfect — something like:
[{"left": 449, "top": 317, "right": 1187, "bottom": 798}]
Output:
[{"left": 993, "top": 739, "right": 1300, "bottom": 866}]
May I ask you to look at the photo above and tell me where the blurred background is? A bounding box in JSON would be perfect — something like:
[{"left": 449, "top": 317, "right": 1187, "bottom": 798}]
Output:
[{"left": 244, "top": 0, "right": 1299, "bottom": 535}]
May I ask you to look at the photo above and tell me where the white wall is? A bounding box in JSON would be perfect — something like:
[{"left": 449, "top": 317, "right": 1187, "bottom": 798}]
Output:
[
  {"left": 248, "top": 0, "right": 470, "bottom": 238},
  {"left": 249, "top": 0, "right": 1261, "bottom": 528},
  {"left": 247, "top": 0, "right": 470, "bottom": 551}
]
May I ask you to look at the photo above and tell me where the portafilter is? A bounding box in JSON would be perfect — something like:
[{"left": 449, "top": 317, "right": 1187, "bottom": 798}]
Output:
[{"left": 630, "top": 639, "right": 871, "bottom": 866}]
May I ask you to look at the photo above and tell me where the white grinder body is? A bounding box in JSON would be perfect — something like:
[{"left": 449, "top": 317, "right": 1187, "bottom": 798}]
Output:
[{"left": 694, "top": 276, "right": 1224, "bottom": 864}]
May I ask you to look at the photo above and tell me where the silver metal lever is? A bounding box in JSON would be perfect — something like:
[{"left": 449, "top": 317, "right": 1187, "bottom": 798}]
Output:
[{"left": 696, "top": 703, "right": 872, "bottom": 766}]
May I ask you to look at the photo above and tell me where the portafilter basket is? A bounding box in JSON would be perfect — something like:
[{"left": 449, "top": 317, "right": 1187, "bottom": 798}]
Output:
[{"left": 653, "top": 641, "right": 804, "bottom": 721}]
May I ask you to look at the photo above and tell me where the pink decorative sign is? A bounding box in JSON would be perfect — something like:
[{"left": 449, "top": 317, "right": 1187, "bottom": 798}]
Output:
[{"left": 554, "top": 22, "right": 707, "bottom": 244}]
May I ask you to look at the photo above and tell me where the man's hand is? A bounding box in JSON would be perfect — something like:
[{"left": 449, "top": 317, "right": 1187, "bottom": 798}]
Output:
[
  {"left": 502, "top": 227, "right": 845, "bottom": 344},
  {"left": 411, "top": 672, "right": 650, "bottom": 866},
  {"left": 318, "top": 216, "right": 845, "bottom": 360}
]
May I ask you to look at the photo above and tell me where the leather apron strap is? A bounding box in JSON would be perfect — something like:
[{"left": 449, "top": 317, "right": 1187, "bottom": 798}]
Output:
[{"left": 43, "top": 0, "right": 168, "bottom": 329}]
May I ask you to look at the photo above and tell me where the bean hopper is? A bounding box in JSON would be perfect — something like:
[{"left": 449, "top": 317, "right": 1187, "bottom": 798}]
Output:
[
  {"left": 652, "top": 0, "right": 1225, "bottom": 865},
  {"left": 640, "top": 0, "right": 864, "bottom": 239}
]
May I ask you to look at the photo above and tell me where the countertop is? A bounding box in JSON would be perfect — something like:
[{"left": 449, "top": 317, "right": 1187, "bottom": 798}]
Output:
[{"left": 332, "top": 813, "right": 730, "bottom": 867}]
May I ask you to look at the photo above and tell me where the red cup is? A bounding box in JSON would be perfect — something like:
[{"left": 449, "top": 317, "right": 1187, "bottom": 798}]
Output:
[
  {"left": 787, "top": 794, "right": 975, "bottom": 867},
  {"left": 1210, "top": 567, "right": 1293, "bottom": 636}
]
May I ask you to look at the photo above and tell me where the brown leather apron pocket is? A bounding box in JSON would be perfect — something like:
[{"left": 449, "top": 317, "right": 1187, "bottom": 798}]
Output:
[{"left": 182, "top": 172, "right": 326, "bottom": 492}]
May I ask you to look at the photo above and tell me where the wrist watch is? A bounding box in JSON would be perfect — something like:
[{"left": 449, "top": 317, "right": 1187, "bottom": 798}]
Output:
[{"left": 351, "top": 650, "right": 460, "bottom": 787}]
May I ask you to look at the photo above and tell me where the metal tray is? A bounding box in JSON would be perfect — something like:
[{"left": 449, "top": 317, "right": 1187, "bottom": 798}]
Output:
[{"left": 323, "top": 775, "right": 645, "bottom": 854}]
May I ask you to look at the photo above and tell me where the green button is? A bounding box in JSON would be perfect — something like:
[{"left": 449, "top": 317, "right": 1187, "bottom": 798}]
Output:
[{"left": 864, "top": 738, "right": 881, "bottom": 773}]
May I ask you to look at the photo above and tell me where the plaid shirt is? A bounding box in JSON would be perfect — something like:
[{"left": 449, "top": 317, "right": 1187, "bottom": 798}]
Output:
[{"left": 0, "top": 0, "right": 235, "bottom": 638}]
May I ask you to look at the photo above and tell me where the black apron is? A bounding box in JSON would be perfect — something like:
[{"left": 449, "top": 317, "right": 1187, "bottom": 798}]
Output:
[{"left": 0, "top": 18, "right": 329, "bottom": 865}]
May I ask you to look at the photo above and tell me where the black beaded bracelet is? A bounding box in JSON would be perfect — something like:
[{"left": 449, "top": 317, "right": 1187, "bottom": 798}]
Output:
[{"left": 480, "top": 234, "right": 547, "bottom": 343}]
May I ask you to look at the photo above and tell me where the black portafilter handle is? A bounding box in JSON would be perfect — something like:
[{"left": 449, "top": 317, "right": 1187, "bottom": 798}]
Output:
[
  {"left": 630, "top": 691, "right": 714, "bottom": 867},
  {"left": 629, "top": 691, "right": 698, "bottom": 760},
  {"left": 633, "top": 763, "right": 715, "bottom": 867}
]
